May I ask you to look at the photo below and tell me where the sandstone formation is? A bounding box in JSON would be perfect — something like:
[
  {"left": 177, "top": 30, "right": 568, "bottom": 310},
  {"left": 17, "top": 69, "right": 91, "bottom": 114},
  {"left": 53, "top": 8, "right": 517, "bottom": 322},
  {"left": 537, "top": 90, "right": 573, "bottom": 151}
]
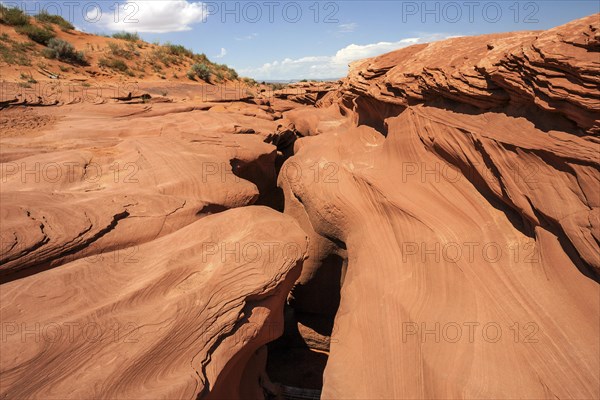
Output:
[
  {"left": 0, "top": 88, "right": 310, "bottom": 398},
  {"left": 1, "top": 12, "right": 599, "bottom": 400},
  {"left": 279, "top": 13, "right": 599, "bottom": 399}
]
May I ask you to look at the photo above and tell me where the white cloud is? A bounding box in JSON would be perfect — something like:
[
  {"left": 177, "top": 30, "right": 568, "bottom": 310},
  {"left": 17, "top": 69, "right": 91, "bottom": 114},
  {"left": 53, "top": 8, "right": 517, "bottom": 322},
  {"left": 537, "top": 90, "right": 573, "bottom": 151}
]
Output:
[
  {"left": 337, "top": 23, "right": 357, "bottom": 33},
  {"left": 235, "top": 33, "right": 259, "bottom": 41},
  {"left": 95, "top": 0, "right": 208, "bottom": 33},
  {"left": 239, "top": 34, "right": 453, "bottom": 80},
  {"left": 215, "top": 48, "right": 227, "bottom": 58}
]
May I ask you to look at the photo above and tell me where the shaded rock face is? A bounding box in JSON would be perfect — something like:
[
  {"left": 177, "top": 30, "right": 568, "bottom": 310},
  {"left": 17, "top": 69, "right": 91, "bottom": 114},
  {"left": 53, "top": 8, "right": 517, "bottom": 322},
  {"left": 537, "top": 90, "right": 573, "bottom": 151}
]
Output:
[{"left": 279, "top": 13, "right": 599, "bottom": 399}]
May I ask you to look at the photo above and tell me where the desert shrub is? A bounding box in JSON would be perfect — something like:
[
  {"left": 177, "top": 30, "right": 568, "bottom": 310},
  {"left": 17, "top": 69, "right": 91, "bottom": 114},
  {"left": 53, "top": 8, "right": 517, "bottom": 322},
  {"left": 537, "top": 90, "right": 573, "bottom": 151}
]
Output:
[
  {"left": 163, "top": 43, "right": 193, "bottom": 58},
  {"left": 19, "top": 72, "right": 37, "bottom": 83},
  {"left": 107, "top": 42, "right": 130, "bottom": 57},
  {"left": 267, "top": 82, "right": 286, "bottom": 90},
  {"left": 43, "top": 38, "right": 87, "bottom": 64},
  {"left": 150, "top": 47, "right": 178, "bottom": 67},
  {"left": 98, "top": 57, "right": 129, "bottom": 72},
  {"left": 0, "top": 42, "right": 31, "bottom": 65},
  {"left": 186, "top": 70, "right": 196, "bottom": 80},
  {"left": 190, "top": 62, "right": 210, "bottom": 82},
  {"left": 0, "top": 37, "right": 35, "bottom": 65},
  {"left": 16, "top": 24, "right": 55, "bottom": 45},
  {"left": 242, "top": 77, "right": 257, "bottom": 86},
  {"left": 227, "top": 68, "right": 239, "bottom": 80},
  {"left": 127, "top": 42, "right": 140, "bottom": 56},
  {"left": 0, "top": 5, "right": 30, "bottom": 26},
  {"left": 112, "top": 32, "right": 140, "bottom": 42},
  {"left": 192, "top": 53, "right": 209, "bottom": 63},
  {"left": 34, "top": 10, "right": 74, "bottom": 30},
  {"left": 215, "top": 70, "right": 224, "bottom": 82},
  {"left": 41, "top": 47, "right": 57, "bottom": 59}
]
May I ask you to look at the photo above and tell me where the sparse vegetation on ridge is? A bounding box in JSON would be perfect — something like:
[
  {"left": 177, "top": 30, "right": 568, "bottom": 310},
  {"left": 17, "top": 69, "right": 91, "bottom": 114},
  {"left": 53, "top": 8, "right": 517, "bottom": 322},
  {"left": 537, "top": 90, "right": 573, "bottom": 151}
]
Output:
[
  {"left": 112, "top": 32, "right": 140, "bottom": 42},
  {"left": 15, "top": 24, "right": 55, "bottom": 45},
  {"left": 43, "top": 38, "right": 87, "bottom": 65},
  {"left": 189, "top": 62, "right": 211, "bottom": 82},
  {"left": 34, "top": 10, "right": 74, "bottom": 31},
  {"left": 0, "top": 5, "right": 247, "bottom": 84},
  {"left": 0, "top": 4, "right": 30, "bottom": 26},
  {"left": 98, "top": 57, "right": 132, "bottom": 75},
  {"left": 0, "top": 35, "right": 33, "bottom": 65}
]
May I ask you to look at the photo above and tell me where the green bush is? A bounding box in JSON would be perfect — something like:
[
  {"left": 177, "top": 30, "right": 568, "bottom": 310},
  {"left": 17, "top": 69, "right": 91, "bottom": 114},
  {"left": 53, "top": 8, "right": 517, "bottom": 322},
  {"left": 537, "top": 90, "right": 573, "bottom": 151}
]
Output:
[
  {"left": 34, "top": 10, "right": 74, "bottom": 30},
  {"left": 0, "top": 5, "right": 30, "bottom": 26},
  {"left": 19, "top": 72, "right": 37, "bottom": 83},
  {"left": 151, "top": 47, "right": 176, "bottom": 67},
  {"left": 43, "top": 38, "right": 87, "bottom": 64},
  {"left": 193, "top": 53, "right": 209, "bottom": 63},
  {"left": 107, "top": 41, "right": 133, "bottom": 58},
  {"left": 15, "top": 24, "right": 55, "bottom": 45},
  {"left": 227, "top": 68, "right": 239, "bottom": 80},
  {"left": 243, "top": 77, "right": 258, "bottom": 86},
  {"left": 112, "top": 32, "right": 140, "bottom": 42},
  {"left": 164, "top": 43, "right": 193, "bottom": 58},
  {"left": 98, "top": 57, "right": 129, "bottom": 72},
  {"left": 0, "top": 41, "right": 31, "bottom": 65},
  {"left": 190, "top": 62, "right": 211, "bottom": 82}
]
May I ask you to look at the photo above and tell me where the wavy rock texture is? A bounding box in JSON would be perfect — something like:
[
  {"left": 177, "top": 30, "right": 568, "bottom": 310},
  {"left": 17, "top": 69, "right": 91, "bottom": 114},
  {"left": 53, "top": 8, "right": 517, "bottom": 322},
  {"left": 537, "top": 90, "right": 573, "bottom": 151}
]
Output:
[
  {"left": 330, "top": 15, "right": 599, "bottom": 135},
  {"left": 280, "top": 14, "right": 599, "bottom": 398},
  {"left": 0, "top": 101, "right": 286, "bottom": 281},
  {"left": 1, "top": 13, "right": 598, "bottom": 400},
  {"left": 0, "top": 95, "right": 309, "bottom": 399},
  {"left": 1, "top": 206, "right": 307, "bottom": 399}
]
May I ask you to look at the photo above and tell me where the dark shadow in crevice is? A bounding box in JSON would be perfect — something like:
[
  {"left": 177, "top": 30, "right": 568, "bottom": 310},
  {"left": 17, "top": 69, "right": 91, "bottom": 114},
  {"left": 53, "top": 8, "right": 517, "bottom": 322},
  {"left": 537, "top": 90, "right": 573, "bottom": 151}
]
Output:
[
  {"left": 422, "top": 96, "right": 586, "bottom": 136},
  {"left": 288, "top": 253, "right": 344, "bottom": 318},
  {"left": 428, "top": 140, "right": 535, "bottom": 239},
  {"left": 352, "top": 95, "right": 406, "bottom": 136},
  {"left": 266, "top": 252, "right": 343, "bottom": 394},
  {"left": 266, "top": 306, "right": 329, "bottom": 392},
  {"left": 229, "top": 156, "right": 283, "bottom": 210},
  {"left": 196, "top": 203, "right": 229, "bottom": 216},
  {"left": 527, "top": 200, "right": 600, "bottom": 284}
]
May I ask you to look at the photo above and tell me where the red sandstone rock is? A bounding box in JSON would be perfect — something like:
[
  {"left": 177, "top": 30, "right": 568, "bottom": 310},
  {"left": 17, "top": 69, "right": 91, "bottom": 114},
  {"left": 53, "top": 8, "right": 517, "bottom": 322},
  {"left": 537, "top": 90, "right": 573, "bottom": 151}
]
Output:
[
  {"left": 280, "top": 14, "right": 599, "bottom": 399},
  {"left": 1, "top": 12, "right": 598, "bottom": 400}
]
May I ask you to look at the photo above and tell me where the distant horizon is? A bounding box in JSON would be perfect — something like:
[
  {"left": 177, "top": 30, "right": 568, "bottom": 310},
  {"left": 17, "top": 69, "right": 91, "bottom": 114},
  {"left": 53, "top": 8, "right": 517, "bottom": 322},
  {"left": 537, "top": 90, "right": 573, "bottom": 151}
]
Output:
[{"left": 2, "top": 1, "right": 598, "bottom": 80}]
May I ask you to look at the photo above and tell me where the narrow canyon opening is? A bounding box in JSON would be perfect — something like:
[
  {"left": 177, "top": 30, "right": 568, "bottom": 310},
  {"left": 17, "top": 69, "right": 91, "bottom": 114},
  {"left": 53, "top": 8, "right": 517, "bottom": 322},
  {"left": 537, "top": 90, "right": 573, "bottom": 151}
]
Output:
[{"left": 265, "top": 253, "right": 345, "bottom": 398}]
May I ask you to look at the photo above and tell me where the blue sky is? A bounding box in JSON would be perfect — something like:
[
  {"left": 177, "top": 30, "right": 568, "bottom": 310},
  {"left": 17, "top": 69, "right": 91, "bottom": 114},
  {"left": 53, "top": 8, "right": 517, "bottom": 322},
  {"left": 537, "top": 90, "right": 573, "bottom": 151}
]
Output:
[{"left": 7, "top": 1, "right": 599, "bottom": 79}]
